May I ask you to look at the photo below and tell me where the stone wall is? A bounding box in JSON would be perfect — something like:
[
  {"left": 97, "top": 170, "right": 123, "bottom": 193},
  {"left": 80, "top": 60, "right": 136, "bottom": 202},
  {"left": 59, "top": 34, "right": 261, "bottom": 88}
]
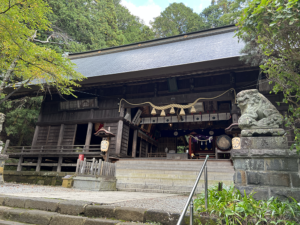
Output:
[
  {"left": 4, "top": 171, "right": 75, "bottom": 186},
  {"left": 232, "top": 136, "right": 300, "bottom": 201}
]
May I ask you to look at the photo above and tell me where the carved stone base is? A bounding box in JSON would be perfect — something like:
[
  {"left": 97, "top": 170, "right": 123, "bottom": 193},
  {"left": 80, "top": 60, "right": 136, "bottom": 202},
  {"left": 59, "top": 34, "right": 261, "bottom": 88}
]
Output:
[
  {"left": 232, "top": 136, "right": 300, "bottom": 201},
  {"left": 241, "top": 128, "right": 286, "bottom": 137}
]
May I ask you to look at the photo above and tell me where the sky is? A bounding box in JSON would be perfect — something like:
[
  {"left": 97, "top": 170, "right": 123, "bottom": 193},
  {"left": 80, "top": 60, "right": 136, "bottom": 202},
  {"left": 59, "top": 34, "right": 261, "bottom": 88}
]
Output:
[{"left": 120, "top": 0, "right": 212, "bottom": 26}]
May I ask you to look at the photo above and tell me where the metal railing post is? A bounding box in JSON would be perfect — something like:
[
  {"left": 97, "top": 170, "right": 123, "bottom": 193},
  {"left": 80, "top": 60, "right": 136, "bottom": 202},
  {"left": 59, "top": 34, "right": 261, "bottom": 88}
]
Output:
[
  {"left": 176, "top": 155, "right": 209, "bottom": 225},
  {"left": 205, "top": 165, "right": 208, "bottom": 209},
  {"left": 190, "top": 200, "right": 194, "bottom": 225}
]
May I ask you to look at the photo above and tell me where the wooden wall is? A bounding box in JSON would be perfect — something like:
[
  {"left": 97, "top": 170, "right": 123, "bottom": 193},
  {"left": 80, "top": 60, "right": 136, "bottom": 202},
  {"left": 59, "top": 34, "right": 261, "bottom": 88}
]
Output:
[
  {"left": 104, "top": 122, "right": 118, "bottom": 155},
  {"left": 121, "top": 124, "right": 130, "bottom": 156}
]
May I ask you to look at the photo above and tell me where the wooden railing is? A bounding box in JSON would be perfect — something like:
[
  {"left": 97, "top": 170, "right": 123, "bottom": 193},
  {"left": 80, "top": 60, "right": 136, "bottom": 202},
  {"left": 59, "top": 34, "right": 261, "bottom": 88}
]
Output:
[
  {"left": 6, "top": 145, "right": 102, "bottom": 154},
  {"left": 76, "top": 158, "right": 115, "bottom": 177}
]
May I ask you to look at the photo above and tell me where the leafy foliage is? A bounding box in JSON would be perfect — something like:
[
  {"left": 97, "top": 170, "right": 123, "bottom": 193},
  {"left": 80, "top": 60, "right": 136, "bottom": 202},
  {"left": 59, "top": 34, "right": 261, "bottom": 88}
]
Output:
[
  {"left": 236, "top": 0, "right": 300, "bottom": 151},
  {"left": 200, "top": 0, "right": 248, "bottom": 28},
  {"left": 194, "top": 185, "right": 300, "bottom": 224},
  {"left": 0, "top": 97, "right": 42, "bottom": 146},
  {"left": 114, "top": 1, "right": 155, "bottom": 44},
  {"left": 46, "top": 0, "right": 125, "bottom": 53},
  {"left": 151, "top": 3, "right": 206, "bottom": 38},
  {"left": 0, "top": 0, "right": 85, "bottom": 103}
]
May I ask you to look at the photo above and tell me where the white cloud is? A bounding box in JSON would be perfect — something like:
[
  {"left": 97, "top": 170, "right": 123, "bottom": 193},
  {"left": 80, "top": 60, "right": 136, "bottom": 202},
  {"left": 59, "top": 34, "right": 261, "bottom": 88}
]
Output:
[
  {"left": 120, "top": 0, "right": 161, "bottom": 26},
  {"left": 198, "top": 3, "right": 203, "bottom": 12}
]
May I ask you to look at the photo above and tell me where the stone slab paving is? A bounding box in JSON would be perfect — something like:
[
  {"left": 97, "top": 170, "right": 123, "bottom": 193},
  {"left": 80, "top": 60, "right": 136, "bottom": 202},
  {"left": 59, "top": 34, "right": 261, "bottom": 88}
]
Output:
[{"left": 0, "top": 183, "right": 189, "bottom": 212}]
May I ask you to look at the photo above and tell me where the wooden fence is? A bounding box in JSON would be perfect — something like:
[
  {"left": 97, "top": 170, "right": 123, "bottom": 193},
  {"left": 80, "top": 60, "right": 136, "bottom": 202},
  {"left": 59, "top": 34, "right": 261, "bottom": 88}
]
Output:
[{"left": 76, "top": 158, "right": 115, "bottom": 177}]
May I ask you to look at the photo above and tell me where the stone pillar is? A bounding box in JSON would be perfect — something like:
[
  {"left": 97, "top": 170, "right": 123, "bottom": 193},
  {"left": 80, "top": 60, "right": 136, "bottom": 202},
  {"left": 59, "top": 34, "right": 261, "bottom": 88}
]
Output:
[
  {"left": 232, "top": 89, "right": 300, "bottom": 201},
  {"left": 232, "top": 136, "right": 300, "bottom": 201},
  {"left": 0, "top": 154, "right": 8, "bottom": 184}
]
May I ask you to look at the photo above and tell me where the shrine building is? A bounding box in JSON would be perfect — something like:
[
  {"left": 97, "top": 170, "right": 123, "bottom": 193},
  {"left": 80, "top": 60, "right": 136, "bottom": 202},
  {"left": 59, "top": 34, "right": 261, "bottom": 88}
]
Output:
[{"left": 6, "top": 25, "right": 288, "bottom": 175}]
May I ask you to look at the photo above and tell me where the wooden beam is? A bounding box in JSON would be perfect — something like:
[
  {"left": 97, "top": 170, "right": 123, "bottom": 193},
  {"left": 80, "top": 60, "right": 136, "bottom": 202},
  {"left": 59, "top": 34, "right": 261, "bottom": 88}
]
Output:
[
  {"left": 115, "top": 120, "right": 123, "bottom": 155},
  {"left": 57, "top": 156, "right": 63, "bottom": 172},
  {"left": 31, "top": 126, "right": 40, "bottom": 146},
  {"left": 132, "top": 130, "right": 138, "bottom": 158},
  {"left": 17, "top": 156, "right": 23, "bottom": 172},
  {"left": 57, "top": 124, "right": 65, "bottom": 146},
  {"left": 84, "top": 122, "right": 93, "bottom": 152},
  {"left": 36, "top": 155, "right": 42, "bottom": 172}
]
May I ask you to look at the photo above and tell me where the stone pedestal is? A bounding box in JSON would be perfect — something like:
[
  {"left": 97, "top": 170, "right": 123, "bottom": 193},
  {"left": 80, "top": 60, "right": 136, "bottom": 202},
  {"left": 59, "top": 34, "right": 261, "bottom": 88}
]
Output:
[
  {"left": 73, "top": 176, "right": 117, "bottom": 191},
  {"left": 232, "top": 136, "right": 300, "bottom": 201},
  {"left": 0, "top": 154, "right": 8, "bottom": 184}
]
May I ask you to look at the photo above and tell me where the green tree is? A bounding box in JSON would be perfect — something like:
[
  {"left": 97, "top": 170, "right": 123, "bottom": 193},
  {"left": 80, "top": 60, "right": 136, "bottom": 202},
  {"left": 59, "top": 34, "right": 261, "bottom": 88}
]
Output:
[
  {"left": 0, "top": 97, "right": 42, "bottom": 146},
  {"left": 236, "top": 0, "right": 300, "bottom": 150},
  {"left": 200, "top": 0, "right": 247, "bottom": 28},
  {"left": 46, "top": 0, "right": 125, "bottom": 53},
  {"left": 114, "top": 3, "right": 155, "bottom": 44},
  {"left": 0, "top": 0, "right": 85, "bottom": 104},
  {"left": 151, "top": 3, "right": 206, "bottom": 38}
]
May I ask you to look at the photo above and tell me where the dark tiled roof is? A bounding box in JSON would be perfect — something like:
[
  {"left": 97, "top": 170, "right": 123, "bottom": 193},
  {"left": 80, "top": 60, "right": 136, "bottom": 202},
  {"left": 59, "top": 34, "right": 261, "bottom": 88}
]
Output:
[{"left": 71, "top": 27, "right": 244, "bottom": 78}]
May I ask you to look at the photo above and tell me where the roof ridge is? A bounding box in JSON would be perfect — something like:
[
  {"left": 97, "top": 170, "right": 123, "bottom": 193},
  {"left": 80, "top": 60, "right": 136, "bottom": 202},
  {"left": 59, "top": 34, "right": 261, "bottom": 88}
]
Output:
[{"left": 69, "top": 25, "right": 237, "bottom": 60}]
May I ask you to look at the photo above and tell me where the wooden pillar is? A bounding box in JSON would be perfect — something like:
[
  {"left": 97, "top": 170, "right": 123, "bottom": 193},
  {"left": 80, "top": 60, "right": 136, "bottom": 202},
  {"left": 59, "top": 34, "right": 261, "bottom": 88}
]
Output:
[
  {"left": 57, "top": 124, "right": 65, "bottom": 146},
  {"left": 115, "top": 120, "right": 123, "bottom": 155},
  {"left": 105, "top": 137, "right": 110, "bottom": 162},
  {"left": 17, "top": 156, "right": 23, "bottom": 172},
  {"left": 150, "top": 145, "right": 153, "bottom": 154},
  {"left": 36, "top": 155, "right": 42, "bottom": 172},
  {"left": 139, "top": 139, "right": 142, "bottom": 158},
  {"left": 132, "top": 130, "right": 138, "bottom": 158},
  {"left": 145, "top": 142, "right": 149, "bottom": 158},
  {"left": 85, "top": 122, "right": 93, "bottom": 152},
  {"left": 57, "top": 156, "right": 63, "bottom": 172},
  {"left": 31, "top": 126, "right": 40, "bottom": 146}
]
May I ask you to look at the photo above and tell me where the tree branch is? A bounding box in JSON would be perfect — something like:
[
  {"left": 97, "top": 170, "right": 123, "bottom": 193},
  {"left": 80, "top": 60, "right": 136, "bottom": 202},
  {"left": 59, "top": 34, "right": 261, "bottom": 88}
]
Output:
[
  {"left": 0, "top": 79, "right": 31, "bottom": 105},
  {"left": 0, "top": 57, "right": 19, "bottom": 96}
]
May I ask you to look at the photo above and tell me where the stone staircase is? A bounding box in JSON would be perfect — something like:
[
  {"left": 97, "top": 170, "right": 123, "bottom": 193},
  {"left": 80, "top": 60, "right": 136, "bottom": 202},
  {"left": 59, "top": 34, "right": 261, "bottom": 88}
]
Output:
[{"left": 116, "top": 159, "right": 234, "bottom": 194}]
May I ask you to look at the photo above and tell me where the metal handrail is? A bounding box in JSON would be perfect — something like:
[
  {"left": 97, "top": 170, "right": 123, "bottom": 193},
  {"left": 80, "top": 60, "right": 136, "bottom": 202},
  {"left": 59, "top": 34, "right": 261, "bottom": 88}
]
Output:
[{"left": 177, "top": 155, "right": 209, "bottom": 225}]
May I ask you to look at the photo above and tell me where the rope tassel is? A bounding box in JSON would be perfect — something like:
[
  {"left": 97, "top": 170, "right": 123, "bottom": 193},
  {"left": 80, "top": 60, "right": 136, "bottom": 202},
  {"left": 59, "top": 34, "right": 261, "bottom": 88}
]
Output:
[
  {"left": 170, "top": 107, "right": 175, "bottom": 114},
  {"left": 160, "top": 110, "right": 166, "bottom": 117},
  {"left": 151, "top": 108, "right": 156, "bottom": 115}
]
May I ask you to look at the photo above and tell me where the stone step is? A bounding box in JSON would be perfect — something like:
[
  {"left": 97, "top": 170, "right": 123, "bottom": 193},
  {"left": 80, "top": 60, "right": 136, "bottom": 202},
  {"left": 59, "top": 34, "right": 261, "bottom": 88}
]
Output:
[
  {"left": 117, "top": 160, "right": 232, "bottom": 166},
  {"left": 0, "top": 205, "right": 153, "bottom": 225},
  {"left": 0, "top": 196, "right": 186, "bottom": 225},
  {"left": 116, "top": 171, "right": 234, "bottom": 180},
  {"left": 0, "top": 220, "right": 35, "bottom": 225},
  {"left": 116, "top": 165, "right": 234, "bottom": 170},
  {"left": 116, "top": 168, "right": 234, "bottom": 175}
]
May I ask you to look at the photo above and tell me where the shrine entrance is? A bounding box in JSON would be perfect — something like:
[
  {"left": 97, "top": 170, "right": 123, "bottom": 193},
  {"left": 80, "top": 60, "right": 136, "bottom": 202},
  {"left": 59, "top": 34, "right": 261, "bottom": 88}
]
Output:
[{"left": 128, "top": 100, "right": 238, "bottom": 160}]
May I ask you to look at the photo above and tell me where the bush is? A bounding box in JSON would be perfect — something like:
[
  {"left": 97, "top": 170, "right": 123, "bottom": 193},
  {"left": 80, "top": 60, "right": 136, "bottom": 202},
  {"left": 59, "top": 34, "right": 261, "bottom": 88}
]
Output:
[{"left": 194, "top": 185, "right": 300, "bottom": 225}]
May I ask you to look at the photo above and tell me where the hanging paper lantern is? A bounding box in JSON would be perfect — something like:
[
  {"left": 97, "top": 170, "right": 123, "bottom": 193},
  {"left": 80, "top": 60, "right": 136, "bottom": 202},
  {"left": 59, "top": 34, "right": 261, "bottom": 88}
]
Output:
[
  {"left": 151, "top": 108, "right": 156, "bottom": 115},
  {"left": 170, "top": 107, "right": 175, "bottom": 114}
]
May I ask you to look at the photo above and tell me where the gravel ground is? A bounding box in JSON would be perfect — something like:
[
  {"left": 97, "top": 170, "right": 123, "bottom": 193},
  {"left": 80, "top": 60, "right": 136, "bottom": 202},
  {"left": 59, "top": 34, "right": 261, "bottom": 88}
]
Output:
[
  {"left": 110, "top": 195, "right": 191, "bottom": 213},
  {"left": 0, "top": 183, "right": 190, "bottom": 212},
  {"left": 0, "top": 183, "right": 90, "bottom": 194}
]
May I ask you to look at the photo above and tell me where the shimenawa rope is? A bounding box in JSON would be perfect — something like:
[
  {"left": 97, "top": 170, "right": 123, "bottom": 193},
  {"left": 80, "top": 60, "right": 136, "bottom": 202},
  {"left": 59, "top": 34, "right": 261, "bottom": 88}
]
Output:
[{"left": 118, "top": 88, "right": 236, "bottom": 113}]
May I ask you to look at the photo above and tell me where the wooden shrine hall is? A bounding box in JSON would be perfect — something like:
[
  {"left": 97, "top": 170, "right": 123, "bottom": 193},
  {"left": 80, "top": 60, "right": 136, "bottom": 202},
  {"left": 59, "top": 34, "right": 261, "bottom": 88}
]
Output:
[{"left": 6, "top": 25, "right": 288, "bottom": 172}]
